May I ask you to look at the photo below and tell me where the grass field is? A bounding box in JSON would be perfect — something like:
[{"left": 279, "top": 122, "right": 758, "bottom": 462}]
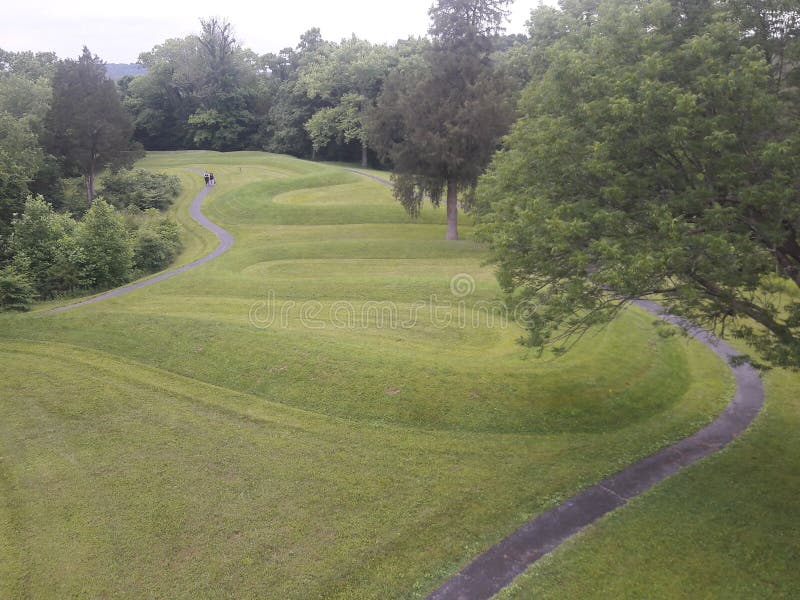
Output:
[{"left": 0, "top": 150, "right": 778, "bottom": 598}]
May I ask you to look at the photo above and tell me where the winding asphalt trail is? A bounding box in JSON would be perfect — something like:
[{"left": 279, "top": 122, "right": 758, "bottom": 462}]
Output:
[
  {"left": 47, "top": 169, "right": 232, "bottom": 314},
  {"left": 344, "top": 168, "right": 765, "bottom": 599},
  {"left": 427, "top": 301, "right": 764, "bottom": 599}
]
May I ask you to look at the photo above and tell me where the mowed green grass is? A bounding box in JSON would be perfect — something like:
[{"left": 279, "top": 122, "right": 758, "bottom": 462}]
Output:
[
  {"left": 497, "top": 370, "right": 800, "bottom": 599},
  {"left": 0, "top": 151, "right": 735, "bottom": 597}
]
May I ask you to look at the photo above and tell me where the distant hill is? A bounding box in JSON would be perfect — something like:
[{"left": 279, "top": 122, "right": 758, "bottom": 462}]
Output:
[{"left": 105, "top": 63, "right": 147, "bottom": 80}]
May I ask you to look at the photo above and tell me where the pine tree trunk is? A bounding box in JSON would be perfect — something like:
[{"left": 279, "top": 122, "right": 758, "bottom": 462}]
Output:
[
  {"left": 446, "top": 179, "right": 458, "bottom": 241},
  {"left": 361, "top": 143, "right": 368, "bottom": 168}
]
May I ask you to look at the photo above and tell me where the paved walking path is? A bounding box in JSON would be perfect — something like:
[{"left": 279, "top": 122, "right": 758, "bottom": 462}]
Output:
[
  {"left": 344, "top": 168, "right": 765, "bottom": 599},
  {"left": 47, "top": 169, "right": 232, "bottom": 314},
  {"left": 425, "top": 306, "right": 763, "bottom": 599},
  {"left": 346, "top": 169, "right": 394, "bottom": 187}
]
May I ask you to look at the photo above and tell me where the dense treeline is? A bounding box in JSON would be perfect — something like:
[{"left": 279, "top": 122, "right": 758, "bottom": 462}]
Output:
[
  {"left": 121, "top": 5, "right": 523, "bottom": 240},
  {"left": 2, "top": 0, "right": 528, "bottom": 277},
  {"left": 121, "top": 15, "right": 526, "bottom": 164}
]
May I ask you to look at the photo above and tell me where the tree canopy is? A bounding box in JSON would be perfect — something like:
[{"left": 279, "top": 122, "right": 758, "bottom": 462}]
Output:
[
  {"left": 477, "top": 0, "right": 800, "bottom": 367},
  {"left": 0, "top": 50, "right": 53, "bottom": 257},
  {"left": 46, "top": 47, "right": 138, "bottom": 203},
  {"left": 299, "top": 36, "right": 395, "bottom": 166},
  {"left": 369, "top": 0, "right": 515, "bottom": 240},
  {"left": 127, "top": 19, "right": 270, "bottom": 152}
]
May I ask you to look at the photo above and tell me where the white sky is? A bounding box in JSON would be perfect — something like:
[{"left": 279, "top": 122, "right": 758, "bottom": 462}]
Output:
[{"left": 1, "top": 0, "right": 555, "bottom": 63}]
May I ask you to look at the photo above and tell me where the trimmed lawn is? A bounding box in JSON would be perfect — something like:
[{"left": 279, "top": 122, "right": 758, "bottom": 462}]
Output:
[
  {"left": 496, "top": 367, "right": 800, "bottom": 599},
  {"left": 0, "top": 151, "right": 736, "bottom": 597}
]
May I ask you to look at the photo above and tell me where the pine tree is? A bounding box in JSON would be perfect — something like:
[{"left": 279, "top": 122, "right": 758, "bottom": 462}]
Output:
[
  {"left": 46, "top": 47, "right": 137, "bottom": 204},
  {"left": 369, "top": 0, "right": 514, "bottom": 240}
]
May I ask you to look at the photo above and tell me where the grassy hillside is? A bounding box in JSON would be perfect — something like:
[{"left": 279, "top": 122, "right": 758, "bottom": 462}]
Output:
[{"left": 0, "top": 151, "right": 737, "bottom": 597}]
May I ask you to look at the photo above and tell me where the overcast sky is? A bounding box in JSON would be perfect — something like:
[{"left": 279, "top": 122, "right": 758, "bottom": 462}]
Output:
[{"left": 2, "top": 0, "right": 554, "bottom": 63}]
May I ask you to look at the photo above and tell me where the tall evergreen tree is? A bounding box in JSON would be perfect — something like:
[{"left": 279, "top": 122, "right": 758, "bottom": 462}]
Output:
[
  {"left": 369, "top": 0, "right": 514, "bottom": 240},
  {"left": 46, "top": 47, "right": 137, "bottom": 204}
]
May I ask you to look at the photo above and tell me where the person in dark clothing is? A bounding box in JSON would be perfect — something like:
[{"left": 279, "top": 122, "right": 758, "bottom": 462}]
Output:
[
  {"left": 203, "top": 172, "right": 210, "bottom": 185},
  {"left": 209, "top": 173, "right": 216, "bottom": 185}
]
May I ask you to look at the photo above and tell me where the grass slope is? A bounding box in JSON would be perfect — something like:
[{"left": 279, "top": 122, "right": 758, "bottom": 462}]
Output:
[
  {"left": 0, "top": 151, "right": 736, "bottom": 597},
  {"left": 497, "top": 366, "right": 800, "bottom": 599}
]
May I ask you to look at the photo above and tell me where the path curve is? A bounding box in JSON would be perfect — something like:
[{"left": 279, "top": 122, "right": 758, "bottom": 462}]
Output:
[
  {"left": 47, "top": 169, "right": 232, "bottom": 314},
  {"left": 427, "top": 300, "right": 763, "bottom": 599},
  {"left": 346, "top": 169, "right": 393, "bottom": 187},
  {"left": 344, "top": 168, "right": 765, "bottom": 599}
]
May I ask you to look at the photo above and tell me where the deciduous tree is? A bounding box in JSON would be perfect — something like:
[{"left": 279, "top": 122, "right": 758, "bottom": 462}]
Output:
[
  {"left": 300, "top": 37, "right": 394, "bottom": 166},
  {"left": 9, "top": 196, "right": 78, "bottom": 296},
  {"left": 477, "top": 0, "right": 800, "bottom": 367}
]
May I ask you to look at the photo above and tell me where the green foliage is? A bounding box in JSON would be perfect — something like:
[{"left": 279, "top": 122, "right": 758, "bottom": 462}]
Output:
[
  {"left": 128, "top": 19, "right": 271, "bottom": 152},
  {"left": 75, "top": 199, "right": 133, "bottom": 288},
  {"left": 262, "top": 31, "right": 333, "bottom": 158},
  {"left": 99, "top": 169, "right": 182, "bottom": 210},
  {"left": 0, "top": 49, "right": 57, "bottom": 255},
  {"left": 265, "top": 78, "right": 319, "bottom": 157},
  {"left": 0, "top": 265, "right": 35, "bottom": 311},
  {"left": 126, "top": 40, "right": 202, "bottom": 149},
  {"left": 477, "top": 0, "right": 800, "bottom": 367},
  {"left": 9, "top": 196, "right": 78, "bottom": 297},
  {"left": 27, "top": 155, "right": 66, "bottom": 209},
  {"left": 0, "top": 49, "right": 57, "bottom": 80},
  {"left": 0, "top": 112, "right": 43, "bottom": 252},
  {"left": 121, "top": 13, "right": 529, "bottom": 164},
  {"left": 428, "top": 0, "right": 512, "bottom": 41},
  {"left": 304, "top": 106, "right": 340, "bottom": 155},
  {"left": 187, "top": 106, "right": 251, "bottom": 150},
  {"left": 299, "top": 35, "right": 391, "bottom": 100},
  {"left": 299, "top": 37, "right": 395, "bottom": 164},
  {"left": 0, "top": 113, "right": 43, "bottom": 191},
  {"left": 369, "top": 0, "right": 515, "bottom": 238},
  {"left": 0, "top": 73, "right": 51, "bottom": 134},
  {"left": 7, "top": 191, "right": 181, "bottom": 301},
  {"left": 132, "top": 212, "right": 182, "bottom": 273},
  {"left": 45, "top": 47, "right": 139, "bottom": 203}
]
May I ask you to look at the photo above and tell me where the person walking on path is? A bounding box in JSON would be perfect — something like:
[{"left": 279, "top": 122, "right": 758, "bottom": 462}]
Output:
[
  {"left": 203, "top": 172, "right": 210, "bottom": 185},
  {"left": 209, "top": 173, "right": 216, "bottom": 186}
]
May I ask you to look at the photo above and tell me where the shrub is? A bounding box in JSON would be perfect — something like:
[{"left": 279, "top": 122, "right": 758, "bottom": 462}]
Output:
[
  {"left": 100, "top": 169, "right": 182, "bottom": 211},
  {"left": 133, "top": 217, "right": 182, "bottom": 273},
  {"left": 76, "top": 200, "right": 133, "bottom": 289},
  {"left": 10, "top": 196, "right": 78, "bottom": 297},
  {"left": 0, "top": 265, "right": 36, "bottom": 311}
]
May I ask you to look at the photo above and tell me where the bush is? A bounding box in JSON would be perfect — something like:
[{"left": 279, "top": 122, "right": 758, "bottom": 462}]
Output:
[
  {"left": 76, "top": 200, "right": 133, "bottom": 289},
  {"left": 0, "top": 265, "right": 36, "bottom": 311},
  {"left": 6, "top": 189, "right": 183, "bottom": 304},
  {"left": 133, "top": 216, "right": 182, "bottom": 273},
  {"left": 10, "top": 196, "right": 79, "bottom": 297},
  {"left": 100, "top": 169, "right": 182, "bottom": 211}
]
